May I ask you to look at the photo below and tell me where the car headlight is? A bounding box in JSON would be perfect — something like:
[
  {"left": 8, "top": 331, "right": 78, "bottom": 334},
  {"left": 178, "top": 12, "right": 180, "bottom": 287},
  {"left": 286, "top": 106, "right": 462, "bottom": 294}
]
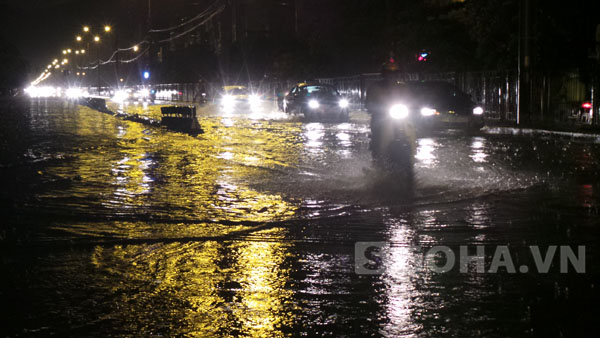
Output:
[
  {"left": 309, "top": 99, "right": 320, "bottom": 109},
  {"left": 249, "top": 94, "right": 261, "bottom": 106},
  {"left": 473, "top": 106, "right": 483, "bottom": 115},
  {"left": 338, "top": 99, "right": 349, "bottom": 108},
  {"left": 420, "top": 107, "right": 436, "bottom": 116},
  {"left": 389, "top": 104, "right": 409, "bottom": 119},
  {"left": 222, "top": 95, "right": 234, "bottom": 106}
]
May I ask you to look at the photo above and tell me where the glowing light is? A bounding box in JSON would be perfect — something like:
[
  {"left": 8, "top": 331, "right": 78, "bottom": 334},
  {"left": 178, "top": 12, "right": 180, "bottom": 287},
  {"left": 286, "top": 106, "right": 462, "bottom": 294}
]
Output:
[
  {"left": 249, "top": 94, "right": 261, "bottom": 108},
  {"left": 582, "top": 102, "right": 592, "bottom": 109},
  {"left": 66, "top": 87, "right": 84, "bottom": 99},
  {"left": 143, "top": 71, "right": 150, "bottom": 79},
  {"left": 81, "top": 49, "right": 86, "bottom": 54},
  {"left": 308, "top": 99, "right": 319, "bottom": 109},
  {"left": 76, "top": 36, "right": 82, "bottom": 41},
  {"left": 62, "top": 50, "right": 67, "bottom": 54},
  {"left": 420, "top": 107, "right": 436, "bottom": 116},
  {"left": 75, "top": 50, "right": 79, "bottom": 55},
  {"left": 389, "top": 104, "right": 409, "bottom": 119},
  {"left": 133, "top": 45, "right": 139, "bottom": 52},
  {"left": 25, "top": 86, "right": 58, "bottom": 98},
  {"left": 104, "top": 25, "right": 111, "bottom": 32},
  {"left": 83, "top": 26, "right": 90, "bottom": 32},
  {"left": 221, "top": 95, "right": 234, "bottom": 107},
  {"left": 338, "top": 99, "right": 349, "bottom": 108},
  {"left": 473, "top": 106, "right": 484, "bottom": 115},
  {"left": 67, "top": 49, "right": 72, "bottom": 53},
  {"left": 94, "top": 36, "right": 100, "bottom": 42},
  {"left": 112, "top": 90, "right": 130, "bottom": 103}
]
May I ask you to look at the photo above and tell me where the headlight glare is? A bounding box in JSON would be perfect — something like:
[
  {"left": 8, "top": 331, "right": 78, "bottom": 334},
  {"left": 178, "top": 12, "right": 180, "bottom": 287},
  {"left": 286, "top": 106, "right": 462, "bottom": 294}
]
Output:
[
  {"left": 473, "top": 106, "right": 484, "bottom": 115},
  {"left": 249, "top": 94, "right": 261, "bottom": 106},
  {"left": 222, "top": 95, "right": 234, "bottom": 106},
  {"left": 389, "top": 104, "right": 409, "bottom": 119},
  {"left": 338, "top": 99, "right": 349, "bottom": 108},
  {"left": 420, "top": 107, "right": 436, "bottom": 116},
  {"left": 308, "top": 99, "right": 320, "bottom": 109}
]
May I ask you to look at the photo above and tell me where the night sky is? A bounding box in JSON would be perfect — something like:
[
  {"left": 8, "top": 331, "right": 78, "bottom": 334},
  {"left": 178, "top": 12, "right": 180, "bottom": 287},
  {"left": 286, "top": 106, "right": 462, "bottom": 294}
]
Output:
[
  {"left": 1, "top": 0, "right": 146, "bottom": 69},
  {"left": 2, "top": 0, "right": 600, "bottom": 83}
]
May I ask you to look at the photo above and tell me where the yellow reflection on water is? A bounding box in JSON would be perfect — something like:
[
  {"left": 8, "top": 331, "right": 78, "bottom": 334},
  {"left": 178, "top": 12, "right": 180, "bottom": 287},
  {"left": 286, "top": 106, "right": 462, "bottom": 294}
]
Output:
[{"left": 40, "top": 102, "right": 307, "bottom": 335}]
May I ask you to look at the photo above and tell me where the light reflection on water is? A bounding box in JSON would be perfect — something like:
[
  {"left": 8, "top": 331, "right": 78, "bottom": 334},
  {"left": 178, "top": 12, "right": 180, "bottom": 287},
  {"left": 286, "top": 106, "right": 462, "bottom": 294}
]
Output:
[
  {"left": 415, "top": 138, "right": 438, "bottom": 168},
  {"left": 2, "top": 99, "right": 599, "bottom": 337}
]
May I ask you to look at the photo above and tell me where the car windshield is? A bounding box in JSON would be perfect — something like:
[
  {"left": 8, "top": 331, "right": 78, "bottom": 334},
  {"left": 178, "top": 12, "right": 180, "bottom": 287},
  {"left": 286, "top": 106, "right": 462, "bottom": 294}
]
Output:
[
  {"left": 225, "top": 88, "right": 248, "bottom": 95},
  {"left": 303, "top": 85, "right": 338, "bottom": 96}
]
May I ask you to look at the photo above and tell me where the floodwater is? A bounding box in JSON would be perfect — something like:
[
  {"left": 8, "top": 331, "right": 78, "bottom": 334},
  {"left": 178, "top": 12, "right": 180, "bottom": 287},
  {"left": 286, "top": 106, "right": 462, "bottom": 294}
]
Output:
[{"left": 1, "top": 98, "right": 599, "bottom": 337}]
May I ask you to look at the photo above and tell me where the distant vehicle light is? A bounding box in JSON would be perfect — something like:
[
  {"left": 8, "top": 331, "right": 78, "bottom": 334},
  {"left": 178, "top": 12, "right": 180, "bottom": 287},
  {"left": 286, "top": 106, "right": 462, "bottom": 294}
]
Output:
[
  {"left": 112, "top": 90, "right": 129, "bottom": 103},
  {"left": 582, "top": 102, "right": 592, "bottom": 109},
  {"left": 309, "top": 99, "right": 320, "bottom": 109},
  {"left": 66, "top": 87, "right": 83, "bottom": 99},
  {"left": 473, "top": 106, "right": 484, "bottom": 115},
  {"left": 389, "top": 104, "right": 409, "bottom": 119},
  {"left": 420, "top": 107, "right": 436, "bottom": 116},
  {"left": 338, "top": 99, "right": 349, "bottom": 108},
  {"left": 143, "top": 71, "right": 150, "bottom": 79}
]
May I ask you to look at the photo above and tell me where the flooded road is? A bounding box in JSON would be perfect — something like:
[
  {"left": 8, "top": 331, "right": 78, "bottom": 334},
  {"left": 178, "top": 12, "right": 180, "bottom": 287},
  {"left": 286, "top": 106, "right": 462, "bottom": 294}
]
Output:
[{"left": 1, "top": 98, "right": 599, "bottom": 337}]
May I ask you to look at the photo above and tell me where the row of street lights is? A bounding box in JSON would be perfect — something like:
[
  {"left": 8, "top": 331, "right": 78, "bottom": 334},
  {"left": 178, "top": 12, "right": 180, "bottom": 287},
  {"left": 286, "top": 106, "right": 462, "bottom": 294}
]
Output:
[{"left": 32, "top": 24, "right": 144, "bottom": 89}]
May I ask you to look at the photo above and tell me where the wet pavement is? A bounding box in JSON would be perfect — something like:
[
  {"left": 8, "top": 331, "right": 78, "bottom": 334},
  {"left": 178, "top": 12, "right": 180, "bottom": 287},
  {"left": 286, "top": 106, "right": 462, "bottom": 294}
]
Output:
[{"left": 1, "top": 98, "right": 599, "bottom": 337}]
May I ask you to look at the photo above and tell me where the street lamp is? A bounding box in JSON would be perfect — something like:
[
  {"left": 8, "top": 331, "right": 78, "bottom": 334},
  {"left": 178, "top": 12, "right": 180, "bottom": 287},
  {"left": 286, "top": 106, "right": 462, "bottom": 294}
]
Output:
[
  {"left": 94, "top": 36, "right": 100, "bottom": 42},
  {"left": 83, "top": 26, "right": 90, "bottom": 32},
  {"left": 104, "top": 25, "right": 111, "bottom": 32},
  {"left": 133, "top": 45, "right": 139, "bottom": 52},
  {"left": 76, "top": 36, "right": 82, "bottom": 42}
]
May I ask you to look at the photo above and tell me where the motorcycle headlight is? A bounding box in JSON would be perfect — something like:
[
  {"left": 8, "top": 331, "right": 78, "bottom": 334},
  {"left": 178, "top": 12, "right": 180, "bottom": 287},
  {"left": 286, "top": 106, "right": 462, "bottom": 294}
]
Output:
[
  {"left": 420, "top": 107, "right": 436, "bottom": 116},
  {"left": 389, "top": 104, "right": 409, "bottom": 119},
  {"left": 309, "top": 99, "right": 320, "bottom": 109},
  {"left": 338, "top": 99, "right": 349, "bottom": 108},
  {"left": 473, "top": 106, "right": 483, "bottom": 115},
  {"left": 222, "top": 95, "right": 234, "bottom": 106},
  {"left": 249, "top": 94, "right": 261, "bottom": 106}
]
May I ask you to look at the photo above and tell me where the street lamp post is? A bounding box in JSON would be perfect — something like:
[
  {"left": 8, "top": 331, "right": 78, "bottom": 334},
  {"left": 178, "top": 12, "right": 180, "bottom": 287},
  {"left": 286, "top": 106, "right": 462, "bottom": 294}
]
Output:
[{"left": 94, "top": 35, "right": 101, "bottom": 93}]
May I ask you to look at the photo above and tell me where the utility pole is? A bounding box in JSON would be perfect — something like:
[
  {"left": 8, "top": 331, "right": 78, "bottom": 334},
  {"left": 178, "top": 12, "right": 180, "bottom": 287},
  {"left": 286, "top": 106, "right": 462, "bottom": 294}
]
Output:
[{"left": 115, "top": 32, "right": 120, "bottom": 88}]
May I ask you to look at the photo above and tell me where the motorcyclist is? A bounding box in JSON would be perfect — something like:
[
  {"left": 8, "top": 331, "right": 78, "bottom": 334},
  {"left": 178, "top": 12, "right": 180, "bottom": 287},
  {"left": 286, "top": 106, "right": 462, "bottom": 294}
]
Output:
[{"left": 366, "top": 55, "right": 416, "bottom": 170}]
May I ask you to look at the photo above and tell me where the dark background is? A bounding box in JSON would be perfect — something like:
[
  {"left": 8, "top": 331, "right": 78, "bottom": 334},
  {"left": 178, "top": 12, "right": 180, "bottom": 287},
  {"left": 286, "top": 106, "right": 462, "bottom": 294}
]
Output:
[{"left": 1, "top": 0, "right": 599, "bottom": 87}]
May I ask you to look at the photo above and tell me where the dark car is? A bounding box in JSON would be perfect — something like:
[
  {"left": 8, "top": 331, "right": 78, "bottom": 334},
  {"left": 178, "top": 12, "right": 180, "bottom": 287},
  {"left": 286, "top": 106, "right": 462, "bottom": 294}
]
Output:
[
  {"left": 283, "top": 83, "right": 350, "bottom": 121},
  {"left": 405, "top": 81, "right": 485, "bottom": 131}
]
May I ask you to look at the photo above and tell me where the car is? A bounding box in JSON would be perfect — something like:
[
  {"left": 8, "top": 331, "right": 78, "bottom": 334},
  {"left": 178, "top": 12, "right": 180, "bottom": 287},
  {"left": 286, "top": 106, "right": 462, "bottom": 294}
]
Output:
[
  {"left": 218, "top": 85, "right": 263, "bottom": 112},
  {"left": 404, "top": 81, "right": 485, "bottom": 132},
  {"left": 283, "top": 82, "right": 350, "bottom": 121}
]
